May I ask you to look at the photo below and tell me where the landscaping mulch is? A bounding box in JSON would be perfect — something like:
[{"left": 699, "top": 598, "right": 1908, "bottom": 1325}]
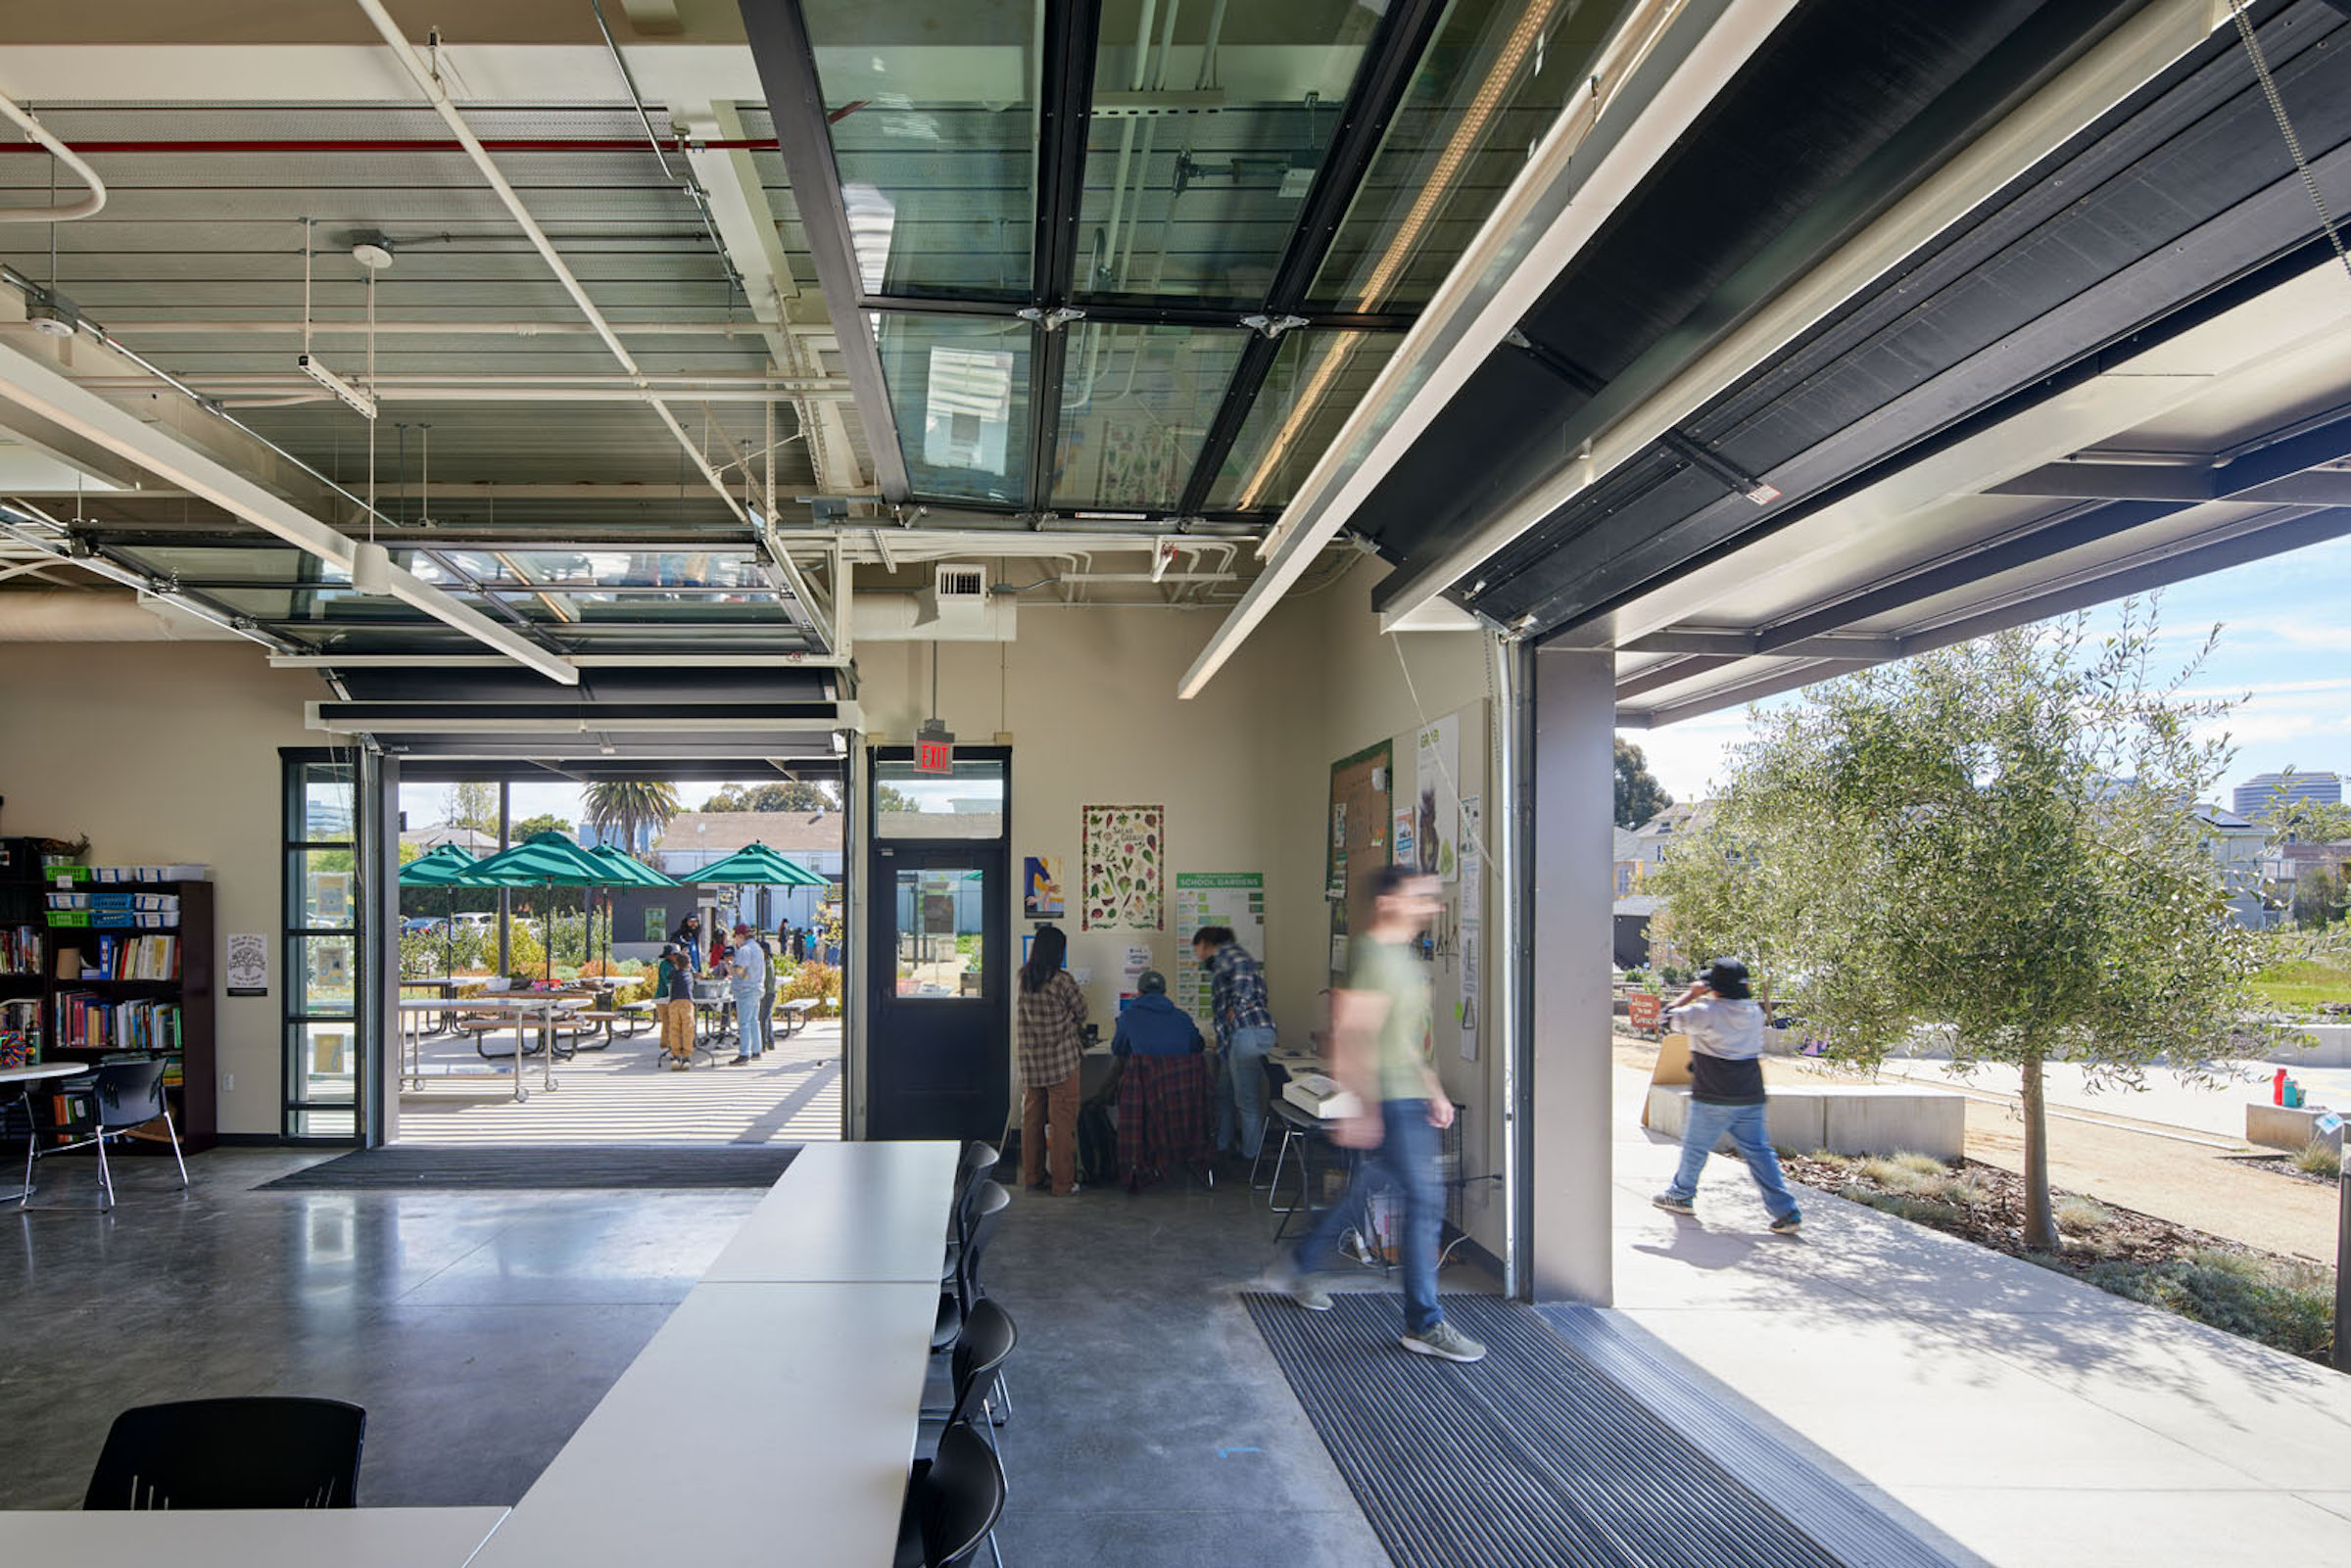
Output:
[
  {"left": 1781, "top": 1152, "right": 2338, "bottom": 1363},
  {"left": 1783, "top": 1154, "right": 2212, "bottom": 1265}
]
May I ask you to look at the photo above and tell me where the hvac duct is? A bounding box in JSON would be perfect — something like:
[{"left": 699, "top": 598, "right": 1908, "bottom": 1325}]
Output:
[
  {"left": 0, "top": 591, "right": 243, "bottom": 641},
  {"left": 851, "top": 592, "right": 1017, "bottom": 642}
]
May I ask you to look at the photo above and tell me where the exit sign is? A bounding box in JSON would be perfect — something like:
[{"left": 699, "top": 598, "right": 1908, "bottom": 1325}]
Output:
[{"left": 914, "top": 727, "right": 955, "bottom": 775}]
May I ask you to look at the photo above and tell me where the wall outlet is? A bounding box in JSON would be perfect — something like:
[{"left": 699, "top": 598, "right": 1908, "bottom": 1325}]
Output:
[{"left": 219, "top": 1073, "right": 233, "bottom": 1093}]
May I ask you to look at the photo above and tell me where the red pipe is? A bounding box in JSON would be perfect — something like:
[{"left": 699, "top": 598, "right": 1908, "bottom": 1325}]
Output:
[{"left": 0, "top": 137, "right": 782, "bottom": 154}]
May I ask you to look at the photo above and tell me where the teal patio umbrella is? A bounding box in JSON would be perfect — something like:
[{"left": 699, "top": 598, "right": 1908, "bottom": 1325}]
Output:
[
  {"left": 687, "top": 840, "right": 828, "bottom": 936},
  {"left": 456, "top": 832, "right": 613, "bottom": 980},
  {"left": 398, "top": 843, "right": 477, "bottom": 977}
]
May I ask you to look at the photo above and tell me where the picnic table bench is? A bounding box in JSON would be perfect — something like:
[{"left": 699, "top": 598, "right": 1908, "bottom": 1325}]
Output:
[{"left": 773, "top": 998, "right": 819, "bottom": 1038}]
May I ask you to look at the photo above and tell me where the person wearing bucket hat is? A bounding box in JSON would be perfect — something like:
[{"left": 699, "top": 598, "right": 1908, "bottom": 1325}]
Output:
[{"left": 1653, "top": 956, "right": 1803, "bottom": 1234}]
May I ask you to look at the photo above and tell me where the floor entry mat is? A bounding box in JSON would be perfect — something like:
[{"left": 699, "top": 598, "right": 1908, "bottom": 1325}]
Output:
[
  {"left": 262, "top": 1144, "right": 800, "bottom": 1191},
  {"left": 1243, "top": 1292, "right": 1959, "bottom": 1568}
]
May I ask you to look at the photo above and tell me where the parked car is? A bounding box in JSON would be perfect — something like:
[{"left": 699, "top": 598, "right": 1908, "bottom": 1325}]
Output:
[
  {"left": 399, "top": 916, "right": 441, "bottom": 934},
  {"left": 453, "top": 912, "right": 497, "bottom": 929}
]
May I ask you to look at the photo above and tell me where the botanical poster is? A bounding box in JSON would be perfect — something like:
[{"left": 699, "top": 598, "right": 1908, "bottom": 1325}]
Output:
[{"left": 1081, "top": 805, "right": 1165, "bottom": 930}]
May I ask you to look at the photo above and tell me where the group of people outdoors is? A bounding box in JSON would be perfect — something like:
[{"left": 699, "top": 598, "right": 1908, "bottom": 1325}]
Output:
[
  {"left": 649, "top": 909, "right": 832, "bottom": 1072},
  {"left": 1015, "top": 862, "right": 1796, "bottom": 1370}
]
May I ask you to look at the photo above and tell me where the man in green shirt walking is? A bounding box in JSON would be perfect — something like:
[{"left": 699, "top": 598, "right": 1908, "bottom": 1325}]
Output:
[{"left": 1282, "top": 864, "right": 1484, "bottom": 1363}]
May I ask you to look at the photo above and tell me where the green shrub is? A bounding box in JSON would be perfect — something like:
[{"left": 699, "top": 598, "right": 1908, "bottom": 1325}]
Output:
[
  {"left": 1857, "top": 1153, "right": 1962, "bottom": 1199},
  {"left": 778, "top": 960, "right": 842, "bottom": 1017},
  {"left": 2084, "top": 1248, "right": 2333, "bottom": 1361},
  {"left": 2291, "top": 1139, "right": 2342, "bottom": 1179}
]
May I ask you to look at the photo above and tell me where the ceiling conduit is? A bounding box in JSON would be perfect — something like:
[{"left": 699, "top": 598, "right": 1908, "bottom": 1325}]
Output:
[{"left": 0, "top": 92, "right": 106, "bottom": 222}]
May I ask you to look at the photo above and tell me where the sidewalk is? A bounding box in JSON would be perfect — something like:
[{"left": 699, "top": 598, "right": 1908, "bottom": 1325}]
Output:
[{"left": 1607, "top": 1060, "right": 2351, "bottom": 1565}]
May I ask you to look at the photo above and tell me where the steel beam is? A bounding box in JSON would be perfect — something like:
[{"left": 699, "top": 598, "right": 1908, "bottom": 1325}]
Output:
[
  {"left": 740, "top": 0, "right": 914, "bottom": 502},
  {"left": 1023, "top": 0, "right": 1103, "bottom": 515}
]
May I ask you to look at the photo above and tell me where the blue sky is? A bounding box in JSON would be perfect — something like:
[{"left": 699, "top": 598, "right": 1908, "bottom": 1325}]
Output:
[{"left": 1625, "top": 532, "right": 2351, "bottom": 806}]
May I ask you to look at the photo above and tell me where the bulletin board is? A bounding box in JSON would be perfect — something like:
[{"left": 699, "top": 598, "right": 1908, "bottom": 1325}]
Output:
[{"left": 1326, "top": 739, "right": 1392, "bottom": 982}]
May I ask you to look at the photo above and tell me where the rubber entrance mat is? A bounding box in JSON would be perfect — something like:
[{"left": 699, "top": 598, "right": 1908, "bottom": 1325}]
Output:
[
  {"left": 263, "top": 1145, "right": 800, "bottom": 1191},
  {"left": 1244, "top": 1292, "right": 1956, "bottom": 1568}
]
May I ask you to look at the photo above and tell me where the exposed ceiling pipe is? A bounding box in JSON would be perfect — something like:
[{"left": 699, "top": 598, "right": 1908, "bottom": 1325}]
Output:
[
  {"left": 0, "top": 92, "right": 106, "bottom": 222},
  {"left": 0, "top": 338, "right": 578, "bottom": 684},
  {"left": 0, "top": 137, "right": 781, "bottom": 157},
  {"left": 354, "top": 0, "right": 762, "bottom": 538},
  {"left": 0, "top": 319, "right": 827, "bottom": 339}
]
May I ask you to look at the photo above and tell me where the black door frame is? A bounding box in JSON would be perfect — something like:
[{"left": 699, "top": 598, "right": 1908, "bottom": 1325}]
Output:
[{"left": 864, "top": 745, "right": 1012, "bottom": 1142}]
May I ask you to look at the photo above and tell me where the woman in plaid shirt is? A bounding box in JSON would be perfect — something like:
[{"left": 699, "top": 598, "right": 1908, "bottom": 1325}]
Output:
[
  {"left": 1017, "top": 924, "right": 1088, "bottom": 1195},
  {"left": 1194, "top": 926, "right": 1276, "bottom": 1160}
]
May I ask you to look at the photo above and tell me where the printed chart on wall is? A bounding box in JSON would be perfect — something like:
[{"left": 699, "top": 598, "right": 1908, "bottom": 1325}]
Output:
[
  {"left": 1327, "top": 741, "right": 1392, "bottom": 979},
  {"left": 1174, "top": 873, "right": 1264, "bottom": 1030},
  {"left": 1081, "top": 806, "right": 1164, "bottom": 930}
]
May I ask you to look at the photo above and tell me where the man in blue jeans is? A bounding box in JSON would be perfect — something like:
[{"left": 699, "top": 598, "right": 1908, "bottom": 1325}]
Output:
[
  {"left": 1653, "top": 956, "right": 1802, "bottom": 1233},
  {"left": 1193, "top": 924, "right": 1275, "bottom": 1160},
  {"left": 1279, "top": 866, "right": 1484, "bottom": 1364}
]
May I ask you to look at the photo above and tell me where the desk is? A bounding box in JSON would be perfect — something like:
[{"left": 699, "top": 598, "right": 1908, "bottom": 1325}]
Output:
[
  {"left": 2, "top": 1062, "right": 89, "bottom": 1204},
  {"left": 701, "top": 1139, "right": 959, "bottom": 1284},
  {"left": 0, "top": 1505, "right": 510, "bottom": 1566},
  {"left": 470, "top": 1282, "right": 937, "bottom": 1568}
]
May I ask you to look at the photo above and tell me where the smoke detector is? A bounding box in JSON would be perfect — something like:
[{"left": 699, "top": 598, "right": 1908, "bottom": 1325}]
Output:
[
  {"left": 349, "top": 231, "right": 397, "bottom": 270},
  {"left": 22, "top": 283, "right": 83, "bottom": 339}
]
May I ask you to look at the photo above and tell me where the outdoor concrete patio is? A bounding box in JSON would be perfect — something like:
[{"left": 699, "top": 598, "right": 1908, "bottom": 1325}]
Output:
[
  {"left": 395, "top": 1018, "right": 842, "bottom": 1146},
  {"left": 1610, "top": 1060, "right": 2351, "bottom": 1565}
]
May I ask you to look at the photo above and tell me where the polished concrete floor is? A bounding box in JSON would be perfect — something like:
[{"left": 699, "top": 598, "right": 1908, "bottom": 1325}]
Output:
[{"left": 0, "top": 1143, "right": 1486, "bottom": 1564}]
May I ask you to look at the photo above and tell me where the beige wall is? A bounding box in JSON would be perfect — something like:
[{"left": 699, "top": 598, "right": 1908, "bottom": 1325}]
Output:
[
  {"left": 0, "top": 641, "right": 326, "bottom": 1135},
  {"left": 854, "top": 601, "right": 1321, "bottom": 1023},
  {"left": 1266, "top": 559, "right": 1506, "bottom": 1259}
]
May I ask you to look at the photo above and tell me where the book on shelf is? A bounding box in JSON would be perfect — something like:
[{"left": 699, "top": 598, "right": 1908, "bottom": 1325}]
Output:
[
  {"left": 93, "top": 933, "right": 179, "bottom": 981},
  {"left": 2, "top": 924, "right": 39, "bottom": 975},
  {"left": 53, "top": 991, "right": 182, "bottom": 1053}
]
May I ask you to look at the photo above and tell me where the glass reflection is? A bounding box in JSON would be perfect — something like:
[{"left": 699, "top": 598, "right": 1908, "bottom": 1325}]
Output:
[
  {"left": 1209, "top": 331, "right": 1399, "bottom": 510},
  {"left": 1077, "top": 0, "right": 1379, "bottom": 304},
  {"left": 799, "top": 0, "right": 1042, "bottom": 297},
  {"left": 895, "top": 868, "right": 985, "bottom": 999},
  {"left": 1052, "top": 324, "right": 1248, "bottom": 510},
  {"left": 878, "top": 314, "right": 1032, "bottom": 503},
  {"left": 1310, "top": 0, "right": 1631, "bottom": 312}
]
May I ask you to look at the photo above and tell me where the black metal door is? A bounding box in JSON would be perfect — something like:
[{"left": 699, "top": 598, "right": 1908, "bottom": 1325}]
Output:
[{"left": 864, "top": 750, "right": 1011, "bottom": 1141}]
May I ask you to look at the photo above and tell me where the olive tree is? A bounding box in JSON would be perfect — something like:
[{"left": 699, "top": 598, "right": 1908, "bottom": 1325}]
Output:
[{"left": 1649, "top": 607, "right": 2260, "bottom": 1250}]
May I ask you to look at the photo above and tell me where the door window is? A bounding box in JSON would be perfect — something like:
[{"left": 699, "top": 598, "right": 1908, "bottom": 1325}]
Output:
[{"left": 895, "top": 868, "right": 985, "bottom": 999}]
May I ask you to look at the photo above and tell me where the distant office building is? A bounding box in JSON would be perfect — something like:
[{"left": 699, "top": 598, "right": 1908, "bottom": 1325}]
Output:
[{"left": 2232, "top": 771, "right": 2341, "bottom": 818}]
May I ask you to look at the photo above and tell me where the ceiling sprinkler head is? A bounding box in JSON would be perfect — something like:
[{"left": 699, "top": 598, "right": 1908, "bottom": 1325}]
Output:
[{"left": 350, "top": 232, "right": 396, "bottom": 270}]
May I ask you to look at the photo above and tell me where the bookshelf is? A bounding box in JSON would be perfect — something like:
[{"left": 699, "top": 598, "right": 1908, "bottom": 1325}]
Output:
[{"left": 1, "top": 838, "right": 216, "bottom": 1155}]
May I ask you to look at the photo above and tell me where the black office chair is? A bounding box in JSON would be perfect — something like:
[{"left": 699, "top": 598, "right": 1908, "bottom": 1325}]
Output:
[
  {"left": 893, "top": 1421, "right": 1007, "bottom": 1568},
  {"left": 23, "top": 1057, "right": 186, "bottom": 1210},
  {"left": 84, "top": 1397, "right": 367, "bottom": 1510},
  {"left": 920, "top": 1297, "right": 1017, "bottom": 1441}
]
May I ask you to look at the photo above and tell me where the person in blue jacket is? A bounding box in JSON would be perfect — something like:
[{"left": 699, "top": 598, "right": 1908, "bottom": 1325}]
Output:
[{"left": 1111, "top": 971, "right": 1203, "bottom": 1057}]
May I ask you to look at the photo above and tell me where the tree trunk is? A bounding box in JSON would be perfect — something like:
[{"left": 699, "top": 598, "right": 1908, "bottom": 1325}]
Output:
[{"left": 2019, "top": 1053, "right": 2059, "bottom": 1252}]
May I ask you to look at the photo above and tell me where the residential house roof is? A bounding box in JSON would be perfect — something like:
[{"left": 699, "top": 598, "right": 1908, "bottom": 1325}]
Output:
[{"left": 654, "top": 812, "right": 844, "bottom": 856}]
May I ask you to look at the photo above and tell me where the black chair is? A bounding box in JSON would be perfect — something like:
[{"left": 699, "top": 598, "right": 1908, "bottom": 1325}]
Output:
[
  {"left": 933, "top": 1179, "right": 1008, "bottom": 1354},
  {"left": 84, "top": 1397, "right": 367, "bottom": 1510},
  {"left": 893, "top": 1421, "right": 1007, "bottom": 1568},
  {"left": 941, "top": 1141, "right": 999, "bottom": 1285},
  {"left": 23, "top": 1057, "right": 186, "bottom": 1210},
  {"left": 920, "top": 1296, "right": 1017, "bottom": 1440}
]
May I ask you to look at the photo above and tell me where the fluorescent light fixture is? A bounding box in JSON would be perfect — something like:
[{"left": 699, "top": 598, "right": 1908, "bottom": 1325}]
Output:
[{"left": 298, "top": 354, "right": 378, "bottom": 419}]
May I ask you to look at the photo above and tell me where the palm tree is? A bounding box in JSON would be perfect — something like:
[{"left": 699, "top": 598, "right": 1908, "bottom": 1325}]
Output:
[{"left": 582, "top": 780, "right": 681, "bottom": 860}]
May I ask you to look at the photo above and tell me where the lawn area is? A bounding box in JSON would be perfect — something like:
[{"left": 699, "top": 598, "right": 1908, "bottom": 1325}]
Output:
[{"left": 2249, "top": 959, "right": 2351, "bottom": 1013}]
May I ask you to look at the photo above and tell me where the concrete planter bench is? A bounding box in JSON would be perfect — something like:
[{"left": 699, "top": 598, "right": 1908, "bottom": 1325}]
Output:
[
  {"left": 2245, "top": 1102, "right": 2344, "bottom": 1156},
  {"left": 1646, "top": 1083, "right": 1966, "bottom": 1162}
]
